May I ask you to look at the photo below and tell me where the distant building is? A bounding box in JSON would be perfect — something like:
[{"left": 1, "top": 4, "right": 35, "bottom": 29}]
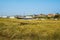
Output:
[
  {"left": 54, "top": 18, "right": 58, "bottom": 20},
  {"left": 48, "top": 14, "right": 55, "bottom": 17},
  {"left": 15, "top": 15, "right": 25, "bottom": 19},
  {"left": 38, "top": 14, "right": 46, "bottom": 17},
  {"left": 0, "top": 16, "right": 2, "bottom": 18},
  {"left": 24, "top": 15, "right": 33, "bottom": 19},
  {"left": 9, "top": 16, "right": 15, "bottom": 18},
  {"left": 25, "top": 16, "right": 32, "bottom": 18},
  {"left": 1, "top": 16, "right": 7, "bottom": 18},
  {"left": 40, "top": 18, "right": 45, "bottom": 20},
  {"left": 33, "top": 14, "right": 47, "bottom": 20}
]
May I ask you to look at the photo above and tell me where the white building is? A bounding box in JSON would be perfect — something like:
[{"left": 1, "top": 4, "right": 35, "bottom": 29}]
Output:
[
  {"left": 9, "top": 16, "right": 15, "bottom": 18},
  {"left": 40, "top": 18, "right": 45, "bottom": 20},
  {"left": 1, "top": 16, "right": 7, "bottom": 18},
  {"left": 54, "top": 18, "right": 58, "bottom": 20},
  {"left": 24, "top": 15, "right": 33, "bottom": 19},
  {"left": 0, "top": 16, "right": 2, "bottom": 18}
]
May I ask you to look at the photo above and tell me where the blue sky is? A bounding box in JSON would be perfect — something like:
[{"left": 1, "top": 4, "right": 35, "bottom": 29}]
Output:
[{"left": 0, "top": 0, "right": 60, "bottom": 16}]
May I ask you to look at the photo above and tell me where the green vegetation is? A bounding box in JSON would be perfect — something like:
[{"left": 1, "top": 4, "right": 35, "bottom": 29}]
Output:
[{"left": 0, "top": 18, "right": 60, "bottom": 40}]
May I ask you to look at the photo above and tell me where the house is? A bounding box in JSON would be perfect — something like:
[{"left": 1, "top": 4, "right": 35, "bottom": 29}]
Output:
[
  {"left": 1, "top": 16, "right": 7, "bottom": 18},
  {"left": 54, "top": 18, "right": 58, "bottom": 20},
  {"left": 0, "top": 16, "right": 2, "bottom": 18},
  {"left": 48, "top": 14, "right": 55, "bottom": 17},
  {"left": 40, "top": 18, "right": 45, "bottom": 20},
  {"left": 9, "top": 16, "right": 15, "bottom": 18},
  {"left": 33, "top": 14, "right": 47, "bottom": 20},
  {"left": 38, "top": 14, "right": 46, "bottom": 17},
  {"left": 24, "top": 15, "right": 33, "bottom": 19},
  {"left": 47, "top": 14, "right": 56, "bottom": 19},
  {"left": 15, "top": 15, "right": 25, "bottom": 19}
]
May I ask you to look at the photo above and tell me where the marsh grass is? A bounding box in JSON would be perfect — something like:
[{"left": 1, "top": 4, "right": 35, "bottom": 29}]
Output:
[{"left": 0, "top": 18, "right": 60, "bottom": 40}]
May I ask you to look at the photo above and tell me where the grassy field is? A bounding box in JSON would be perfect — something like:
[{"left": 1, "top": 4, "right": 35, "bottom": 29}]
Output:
[{"left": 0, "top": 18, "right": 60, "bottom": 40}]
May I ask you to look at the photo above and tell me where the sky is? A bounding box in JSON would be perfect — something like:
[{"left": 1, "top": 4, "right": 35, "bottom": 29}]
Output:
[{"left": 0, "top": 0, "right": 60, "bottom": 16}]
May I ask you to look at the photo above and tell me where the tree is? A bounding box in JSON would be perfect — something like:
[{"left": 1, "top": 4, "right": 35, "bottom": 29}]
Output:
[{"left": 54, "top": 13, "right": 60, "bottom": 19}]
